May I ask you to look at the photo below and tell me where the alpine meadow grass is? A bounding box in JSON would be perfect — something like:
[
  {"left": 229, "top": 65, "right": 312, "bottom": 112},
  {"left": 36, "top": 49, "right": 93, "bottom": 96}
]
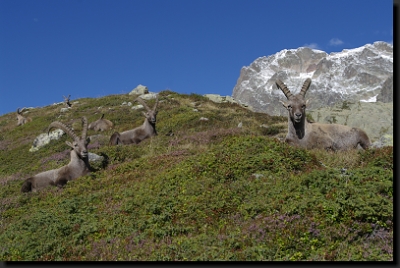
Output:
[{"left": 0, "top": 91, "right": 393, "bottom": 261}]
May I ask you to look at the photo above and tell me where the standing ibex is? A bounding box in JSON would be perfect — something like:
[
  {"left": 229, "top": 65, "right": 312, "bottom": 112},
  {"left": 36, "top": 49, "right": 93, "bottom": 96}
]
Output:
[
  {"left": 16, "top": 108, "right": 32, "bottom": 126},
  {"left": 276, "top": 78, "right": 370, "bottom": 151},
  {"left": 109, "top": 96, "right": 158, "bottom": 145},
  {"left": 88, "top": 114, "right": 114, "bottom": 131},
  {"left": 21, "top": 117, "right": 92, "bottom": 192},
  {"left": 63, "top": 95, "right": 72, "bottom": 107}
]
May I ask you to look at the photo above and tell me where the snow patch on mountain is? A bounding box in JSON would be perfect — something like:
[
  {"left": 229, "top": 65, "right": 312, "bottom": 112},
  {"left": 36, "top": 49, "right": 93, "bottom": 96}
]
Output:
[{"left": 232, "top": 41, "right": 393, "bottom": 115}]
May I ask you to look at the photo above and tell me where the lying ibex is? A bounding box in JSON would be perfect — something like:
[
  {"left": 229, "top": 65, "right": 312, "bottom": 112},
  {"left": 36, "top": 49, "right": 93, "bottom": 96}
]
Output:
[
  {"left": 63, "top": 95, "right": 72, "bottom": 107},
  {"left": 16, "top": 108, "right": 32, "bottom": 126},
  {"left": 276, "top": 78, "right": 370, "bottom": 151},
  {"left": 88, "top": 114, "right": 114, "bottom": 131},
  {"left": 109, "top": 96, "right": 158, "bottom": 145},
  {"left": 21, "top": 117, "right": 92, "bottom": 192}
]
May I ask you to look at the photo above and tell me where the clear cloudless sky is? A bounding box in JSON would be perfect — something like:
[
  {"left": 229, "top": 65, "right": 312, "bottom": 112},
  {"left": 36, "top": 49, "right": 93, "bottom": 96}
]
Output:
[{"left": 0, "top": 0, "right": 393, "bottom": 116}]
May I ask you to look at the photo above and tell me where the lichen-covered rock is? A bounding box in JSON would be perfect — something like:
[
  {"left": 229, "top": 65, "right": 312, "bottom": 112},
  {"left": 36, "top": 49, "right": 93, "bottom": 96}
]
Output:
[
  {"left": 129, "top": 85, "right": 149, "bottom": 95},
  {"left": 371, "top": 134, "right": 393, "bottom": 148},
  {"left": 88, "top": 152, "right": 105, "bottom": 170},
  {"left": 208, "top": 94, "right": 226, "bottom": 103},
  {"left": 29, "top": 129, "right": 65, "bottom": 152},
  {"left": 139, "top": 93, "right": 157, "bottom": 100},
  {"left": 131, "top": 104, "right": 144, "bottom": 110}
]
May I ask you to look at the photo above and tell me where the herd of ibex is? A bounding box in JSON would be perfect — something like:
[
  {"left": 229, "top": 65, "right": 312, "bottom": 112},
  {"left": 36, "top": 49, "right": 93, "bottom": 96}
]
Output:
[
  {"left": 16, "top": 95, "right": 159, "bottom": 192},
  {"left": 15, "top": 79, "right": 371, "bottom": 193}
]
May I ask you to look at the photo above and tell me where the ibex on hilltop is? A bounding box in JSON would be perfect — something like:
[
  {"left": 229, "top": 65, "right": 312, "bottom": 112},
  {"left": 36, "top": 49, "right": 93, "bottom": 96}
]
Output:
[
  {"left": 63, "top": 95, "right": 72, "bottom": 107},
  {"left": 276, "top": 78, "right": 370, "bottom": 151},
  {"left": 109, "top": 96, "right": 159, "bottom": 145},
  {"left": 21, "top": 117, "right": 92, "bottom": 193},
  {"left": 16, "top": 108, "right": 32, "bottom": 126}
]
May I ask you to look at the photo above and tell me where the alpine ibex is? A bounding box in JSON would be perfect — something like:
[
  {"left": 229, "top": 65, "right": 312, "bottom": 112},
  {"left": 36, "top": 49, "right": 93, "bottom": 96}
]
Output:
[
  {"left": 21, "top": 117, "right": 92, "bottom": 192},
  {"left": 276, "top": 78, "right": 370, "bottom": 151},
  {"left": 109, "top": 96, "right": 158, "bottom": 145},
  {"left": 16, "top": 108, "right": 32, "bottom": 126},
  {"left": 88, "top": 114, "right": 114, "bottom": 131},
  {"left": 63, "top": 95, "right": 72, "bottom": 107}
]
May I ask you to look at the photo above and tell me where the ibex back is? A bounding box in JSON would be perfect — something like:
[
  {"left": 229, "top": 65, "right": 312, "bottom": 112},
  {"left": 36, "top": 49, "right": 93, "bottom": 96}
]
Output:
[{"left": 88, "top": 114, "right": 114, "bottom": 131}]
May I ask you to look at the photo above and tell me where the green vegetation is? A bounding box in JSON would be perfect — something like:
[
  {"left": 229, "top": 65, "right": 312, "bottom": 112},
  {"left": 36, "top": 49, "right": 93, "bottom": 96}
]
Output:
[{"left": 0, "top": 91, "right": 393, "bottom": 261}]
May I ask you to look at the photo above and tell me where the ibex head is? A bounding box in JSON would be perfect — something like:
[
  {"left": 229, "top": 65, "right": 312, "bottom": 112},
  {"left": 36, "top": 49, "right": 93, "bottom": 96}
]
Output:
[
  {"left": 276, "top": 78, "right": 311, "bottom": 123},
  {"left": 48, "top": 117, "right": 90, "bottom": 158},
  {"left": 136, "top": 95, "right": 159, "bottom": 124}
]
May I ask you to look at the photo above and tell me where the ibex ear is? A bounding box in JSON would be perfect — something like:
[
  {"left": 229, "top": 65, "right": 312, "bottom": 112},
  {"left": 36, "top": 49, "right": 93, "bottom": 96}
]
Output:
[
  {"left": 142, "top": 111, "right": 147, "bottom": 116},
  {"left": 306, "top": 98, "right": 312, "bottom": 106},
  {"left": 65, "top": 141, "right": 74, "bottom": 148},
  {"left": 279, "top": 100, "right": 288, "bottom": 109},
  {"left": 86, "top": 137, "right": 91, "bottom": 144}
]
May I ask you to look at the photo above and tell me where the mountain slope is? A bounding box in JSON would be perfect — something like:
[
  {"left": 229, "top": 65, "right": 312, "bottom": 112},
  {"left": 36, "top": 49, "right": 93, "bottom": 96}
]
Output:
[{"left": 0, "top": 91, "right": 393, "bottom": 261}]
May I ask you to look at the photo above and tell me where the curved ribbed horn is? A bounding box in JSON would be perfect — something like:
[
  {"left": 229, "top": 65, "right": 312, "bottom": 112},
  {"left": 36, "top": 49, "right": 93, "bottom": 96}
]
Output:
[
  {"left": 136, "top": 97, "right": 151, "bottom": 111},
  {"left": 48, "top": 121, "right": 79, "bottom": 141},
  {"left": 152, "top": 95, "right": 159, "bottom": 112},
  {"left": 299, "top": 78, "right": 312, "bottom": 97},
  {"left": 81, "top": 117, "right": 88, "bottom": 140},
  {"left": 17, "top": 107, "right": 26, "bottom": 114},
  {"left": 276, "top": 79, "right": 293, "bottom": 99}
]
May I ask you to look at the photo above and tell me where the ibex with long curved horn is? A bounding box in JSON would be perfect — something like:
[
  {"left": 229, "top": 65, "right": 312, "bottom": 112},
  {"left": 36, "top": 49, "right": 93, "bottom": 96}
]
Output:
[
  {"left": 16, "top": 108, "right": 32, "bottom": 126},
  {"left": 276, "top": 78, "right": 370, "bottom": 151},
  {"left": 109, "top": 96, "right": 159, "bottom": 145},
  {"left": 88, "top": 114, "right": 114, "bottom": 131},
  {"left": 21, "top": 117, "right": 92, "bottom": 192}
]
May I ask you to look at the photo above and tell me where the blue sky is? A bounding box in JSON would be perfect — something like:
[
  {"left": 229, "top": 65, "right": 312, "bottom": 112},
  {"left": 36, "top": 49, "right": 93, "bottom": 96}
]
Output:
[{"left": 0, "top": 0, "right": 393, "bottom": 116}]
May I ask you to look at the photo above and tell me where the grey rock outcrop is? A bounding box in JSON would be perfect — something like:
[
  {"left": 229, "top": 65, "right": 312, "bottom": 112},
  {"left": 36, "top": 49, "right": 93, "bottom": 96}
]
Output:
[
  {"left": 29, "top": 129, "right": 65, "bottom": 152},
  {"left": 88, "top": 152, "right": 104, "bottom": 163},
  {"left": 88, "top": 152, "right": 105, "bottom": 170},
  {"left": 139, "top": 93, "right": 158, "bottom": 100},
  {"left": 377, "top": 75, "right": 393, "bottom": 103},
  {"left": 131, "top": 104, "right": 144, "bottom": 110},
  {"left": 203, "top": 94, "right": 253, "bottom": 109},
  {"left": 371, "top": 134, "right": 393, "bottom": 148},
  {"left": 203, "top": 94, "right": 237, "bottom": 104},
  {"left": 129, "top": 85, "right": 149, "bottom": 95}
]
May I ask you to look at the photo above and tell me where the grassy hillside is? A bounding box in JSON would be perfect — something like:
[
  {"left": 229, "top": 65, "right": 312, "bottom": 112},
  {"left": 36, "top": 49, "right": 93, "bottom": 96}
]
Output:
[{"left": 0, "top": 91, "right": 393, "bottom": 261}]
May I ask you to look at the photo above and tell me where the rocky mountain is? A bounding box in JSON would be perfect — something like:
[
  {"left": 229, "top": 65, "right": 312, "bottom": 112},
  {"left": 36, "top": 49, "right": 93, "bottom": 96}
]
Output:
[
  {"left": 377, "top": 75, "right": 393, "bottom": 103},
  {"left": 232, "top": 41, "right": 393, "bottom": 116}
]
